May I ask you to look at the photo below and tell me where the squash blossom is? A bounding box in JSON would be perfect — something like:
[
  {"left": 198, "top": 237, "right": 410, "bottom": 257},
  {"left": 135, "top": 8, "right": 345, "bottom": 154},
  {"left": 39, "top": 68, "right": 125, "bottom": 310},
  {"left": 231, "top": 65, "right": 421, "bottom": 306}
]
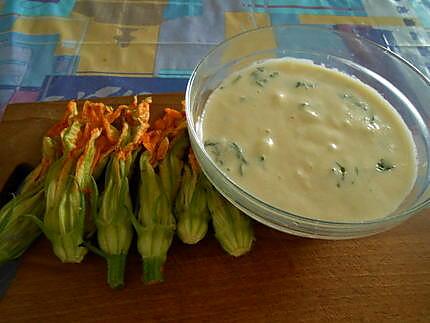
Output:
[
  {"left": 175, "top": 149, "right": 210, "bottom": 244},
  {"left": 94, "top": 98, "right": 150, "bottom": 288}
]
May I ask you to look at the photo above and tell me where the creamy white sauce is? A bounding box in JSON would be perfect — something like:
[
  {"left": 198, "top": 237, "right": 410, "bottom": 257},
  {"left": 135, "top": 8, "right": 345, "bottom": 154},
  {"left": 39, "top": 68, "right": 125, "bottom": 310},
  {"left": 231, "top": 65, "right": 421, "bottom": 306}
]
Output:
[{"left": 202, "top": 59, "right": 417, "bottom": 221}]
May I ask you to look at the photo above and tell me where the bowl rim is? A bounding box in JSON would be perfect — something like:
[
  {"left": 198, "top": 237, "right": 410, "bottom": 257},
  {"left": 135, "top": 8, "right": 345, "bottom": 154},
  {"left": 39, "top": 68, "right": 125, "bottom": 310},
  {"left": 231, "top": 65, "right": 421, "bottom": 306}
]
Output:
[{"left": 185, "top": 24, "right": 430, "bottom": 227}]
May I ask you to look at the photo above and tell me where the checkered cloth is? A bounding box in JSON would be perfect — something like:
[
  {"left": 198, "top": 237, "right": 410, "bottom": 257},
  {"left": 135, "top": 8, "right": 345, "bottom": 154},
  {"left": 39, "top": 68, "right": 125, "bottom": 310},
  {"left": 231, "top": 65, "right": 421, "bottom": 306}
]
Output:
[{"left": 0, "top": 0, "right": 428, "bottom": 114}]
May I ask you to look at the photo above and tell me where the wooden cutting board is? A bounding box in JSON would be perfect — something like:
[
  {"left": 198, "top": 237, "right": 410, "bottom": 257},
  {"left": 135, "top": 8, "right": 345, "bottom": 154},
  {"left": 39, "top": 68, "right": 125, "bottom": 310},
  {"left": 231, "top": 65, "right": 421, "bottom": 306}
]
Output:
[
  {"left": 0, "top": 95, "right": 429, "bottom": 322},
  {"left": 0, "top": 94, "right": 182, "bottom": 189}
]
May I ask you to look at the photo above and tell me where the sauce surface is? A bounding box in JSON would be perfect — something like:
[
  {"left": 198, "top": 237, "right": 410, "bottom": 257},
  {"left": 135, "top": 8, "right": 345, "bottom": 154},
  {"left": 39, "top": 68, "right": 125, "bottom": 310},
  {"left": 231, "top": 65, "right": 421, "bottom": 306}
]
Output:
[{"left": 202, "top": 59, "right": 417, "bottom": 221}]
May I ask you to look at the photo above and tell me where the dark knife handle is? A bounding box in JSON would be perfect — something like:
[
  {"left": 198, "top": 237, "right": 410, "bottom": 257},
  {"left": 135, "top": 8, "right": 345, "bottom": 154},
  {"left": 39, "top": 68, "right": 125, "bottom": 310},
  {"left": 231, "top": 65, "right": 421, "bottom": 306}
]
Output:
[{"left": 0, "top": 163, "right": 34, "bottom": 207}]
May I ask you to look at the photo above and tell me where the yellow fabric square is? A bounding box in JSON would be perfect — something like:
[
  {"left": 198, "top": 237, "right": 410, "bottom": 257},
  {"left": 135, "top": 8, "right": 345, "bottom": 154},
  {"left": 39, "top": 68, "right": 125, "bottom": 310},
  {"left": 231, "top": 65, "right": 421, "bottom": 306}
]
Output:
[
  {"left": 225, "top": 12, "right": 270, "bottom": 38},
  {"left": 72, "top": 1, "right": 166, "bottom": 27},
  {"left": 80, "top": 18, "right": 121, "bottom": 42},
  {"left": 78, "top": 21, "right": 159, "bottom": 76},
  {"left": 12, "top": 16, "right": 88, "bottom": 55},
  {"left": 222, "top": 12, "right": 275, "bottom": 65}
]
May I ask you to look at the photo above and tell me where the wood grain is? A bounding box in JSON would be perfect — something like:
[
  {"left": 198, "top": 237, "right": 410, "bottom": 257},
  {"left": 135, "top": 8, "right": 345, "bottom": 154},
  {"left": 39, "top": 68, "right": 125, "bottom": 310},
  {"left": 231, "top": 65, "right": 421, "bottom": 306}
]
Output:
[
  {"left": 0, "top": 96, "right": 429, "bottom": 322},
  {"left": 1, "top": 215, "right": 429, "bottom": 323}
]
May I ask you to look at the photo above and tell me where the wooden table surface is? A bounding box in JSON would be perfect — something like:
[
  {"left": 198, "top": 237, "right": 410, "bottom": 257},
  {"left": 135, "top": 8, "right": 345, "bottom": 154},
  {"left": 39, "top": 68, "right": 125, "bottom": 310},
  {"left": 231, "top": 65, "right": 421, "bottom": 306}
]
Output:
[
  {"left": 1, "top": 214, "right": 429, "bottom": 322},
  {"left": 0, "top": 95, "right": 429, "bottom": 322}
]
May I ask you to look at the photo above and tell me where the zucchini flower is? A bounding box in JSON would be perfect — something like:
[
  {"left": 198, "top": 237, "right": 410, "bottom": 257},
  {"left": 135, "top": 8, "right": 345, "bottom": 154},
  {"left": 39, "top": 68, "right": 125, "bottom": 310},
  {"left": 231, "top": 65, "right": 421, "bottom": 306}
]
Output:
[
  {"left": 35, "top": 125, "right": 101, "bottom": 263},
  {"left": 143, "top": 108, "right": 187, "bottom": 197},
  {"left": 82, "top": 101, "right": 124, "bottom": 238},
  {"left": 206, "top": 187, "right": 255, "bottom": 257},
  {"left": 19, "top": 136, "right": 58, "bottom": 194},
  {"left": 95, "top": 153, "right": 133, "bottom": 288},
  {"left": 0, "top": 103, "right": 76, "bottom": 263},
  {"left": 133, "top": 151, "right": 176, "bottom": 283},
  {"left": 133, "top": 105, "right": 187, "bottom": 283},
  {"left": 175, "top": 149, "right": 210, "bottom": 244},
  {"left": 93, "top": 98, "right": 150, "bottom": 288},
  {"left": 158, "top": 132, "right": 189, "bottom": 206},
  {"left": 0, "top": 186, "right": 44, "bottom": 263}
]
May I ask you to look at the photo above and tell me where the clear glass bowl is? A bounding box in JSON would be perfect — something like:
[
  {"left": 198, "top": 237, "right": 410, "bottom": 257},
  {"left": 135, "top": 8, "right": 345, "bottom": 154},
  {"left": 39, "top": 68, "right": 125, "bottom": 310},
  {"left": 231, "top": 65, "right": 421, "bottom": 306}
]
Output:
[{"left": 185, "top": 25, "right": 430, "bottom": 239}]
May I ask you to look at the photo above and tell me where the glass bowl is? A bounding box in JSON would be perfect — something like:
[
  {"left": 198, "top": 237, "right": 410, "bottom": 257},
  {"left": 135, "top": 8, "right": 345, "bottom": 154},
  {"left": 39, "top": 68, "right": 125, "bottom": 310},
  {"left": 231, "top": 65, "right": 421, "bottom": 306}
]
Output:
[{"left": 185, "top": 25, "right": 430, "bottom": 239}]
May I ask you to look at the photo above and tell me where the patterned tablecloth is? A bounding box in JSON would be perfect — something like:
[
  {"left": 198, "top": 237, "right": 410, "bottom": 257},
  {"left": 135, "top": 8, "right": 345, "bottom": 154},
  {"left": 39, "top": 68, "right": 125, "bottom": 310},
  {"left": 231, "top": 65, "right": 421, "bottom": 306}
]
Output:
[
  {"left": 0, "top": 0, "right": 430, "bottom": 296},
  {"left": 0, "top": 0, "right": 429, "bottom": 115}
]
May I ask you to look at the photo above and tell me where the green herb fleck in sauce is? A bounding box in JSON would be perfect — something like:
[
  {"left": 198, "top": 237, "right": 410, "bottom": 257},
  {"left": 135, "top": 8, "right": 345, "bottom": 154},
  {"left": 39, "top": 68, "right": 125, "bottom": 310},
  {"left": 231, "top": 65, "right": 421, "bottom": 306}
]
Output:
[
  {"left": 295, "top": 81, "right": 316, "bottom": 89},
  {"left": 251, "top": 67, "right": 279, "bottom": 87},
  {"left": 299, "top": 102, "right": 310, "bottom": 108},
  {"left": 232, "top": 74, "right": 242, "bottom": 84},
  {"left": 331, "top": 163, "right": 360, "bottom": 187},
  {"left": 205, "top": 140, "right": 249, "bottom": 176},
  {"left": 230, "top": 142, "right": 248, "bottom": 165},
  {"left": 376, "top": 159, "right": 396, "bottom": 172},
  {"left": 335, "top": 162, "right": 346, "bottom": 180},
  {"left": 255, "top": 79, "right": 266, "bottom": 87},
  {"left": 331, "top": 161, "right": 352, "bottom": 187},
  {"left": 340, "top": 92, "right": 378, "bottom": 127},
  {"left": 204, "top": 140, "right": 223, "bottom": 165},
  {"left": 204, "top": 140, "right": 220, "bottom": 151}
]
